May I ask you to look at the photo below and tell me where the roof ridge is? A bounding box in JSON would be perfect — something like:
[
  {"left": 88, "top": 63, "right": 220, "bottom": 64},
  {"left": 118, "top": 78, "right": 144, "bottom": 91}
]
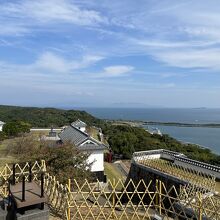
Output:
[{"left": 70, "top": 124, "right": 89, "bottom": 137}]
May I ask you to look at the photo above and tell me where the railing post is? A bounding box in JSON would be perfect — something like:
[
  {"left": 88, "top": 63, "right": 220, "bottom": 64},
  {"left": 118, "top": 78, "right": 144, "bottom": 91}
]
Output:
[
  {"left": 21, "top": 175, "right": 25, "bottom": 202},
  {"left": 12, "top": 164, "right": 16, "bottom": 185},
  {"left": 41, "top": 172, "right": 44, "bottom": 198},
  {"left": 29, "top": 162, "right": 32, "bottom": 182}
]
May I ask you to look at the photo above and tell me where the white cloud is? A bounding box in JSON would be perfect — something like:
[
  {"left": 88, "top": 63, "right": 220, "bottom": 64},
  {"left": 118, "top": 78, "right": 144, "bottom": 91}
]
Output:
[
  {"left": 33, "top": 52, "right": 104, "bottom": 73},
  {"left": 152, "top": 48, "right": 220, "bottom": 70},
  {"left": 85, "top": 65, "right": 135, "bottom": 78},
  {"left": 35, "top": 52, "right": 72, "bottom": 72},
  {"left": 103, "top": 65, "right": 134, "bottom": 76},
  {"left": 0, "top": 51, "right": 104, "bottom": 78},
  {"left": 22, "top": 0, "right": 107, "bottom": 25},
  {"left": 0, "top": 0, "right": 107, "bottom": 36},
  {"left": 0, "top": 23, "right": 28, "bottom": 36},
  {"left": 2, "top": 0, "right": 220, "bottom": 72}
]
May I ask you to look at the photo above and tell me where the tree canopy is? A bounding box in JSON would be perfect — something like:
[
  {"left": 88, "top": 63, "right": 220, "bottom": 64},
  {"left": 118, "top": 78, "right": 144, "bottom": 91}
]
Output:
[
  {"left": 3, "top": 121, "right": 31, "bottom": 137},
  {"left": 7, "top": 135, "right": 93, "bottom": 183},
  {"left": 0, "top": 105, "right": 101, "bottom": 127},
  {"left": 103, "top": 124, "right": 220, "bottom": 166}
]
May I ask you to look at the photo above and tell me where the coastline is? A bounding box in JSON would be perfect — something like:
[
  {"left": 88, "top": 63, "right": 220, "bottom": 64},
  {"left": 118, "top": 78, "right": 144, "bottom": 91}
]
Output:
[
  {"left": 108, "top": 119, "right": 220, "bottom": 155},
  {"left": 108, "top": 119, "right": 220, "bottom": 128}
]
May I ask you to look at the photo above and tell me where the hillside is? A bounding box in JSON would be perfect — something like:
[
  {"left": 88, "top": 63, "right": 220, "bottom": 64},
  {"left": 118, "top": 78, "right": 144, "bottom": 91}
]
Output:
[
  {"left": 0, "top": 105, "right": 101, "bottom": 127},
  {"left": 0, "top": 105, "right": 219, "bottom": 166},
  {"left": 103, "top": 124, "right": 220, "bottom": 166}
]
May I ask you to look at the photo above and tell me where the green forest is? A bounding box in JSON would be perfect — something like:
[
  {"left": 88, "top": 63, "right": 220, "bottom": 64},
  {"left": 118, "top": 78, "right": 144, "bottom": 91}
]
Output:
[
  {"left": 0, "top": 105, "right": 219, "bottom": 166},
  {"left": 0, "top": 105, "right": 101, "bottom": 127},
  {"left": 103, "top": 124, "right": 220, "bottom": 166}
]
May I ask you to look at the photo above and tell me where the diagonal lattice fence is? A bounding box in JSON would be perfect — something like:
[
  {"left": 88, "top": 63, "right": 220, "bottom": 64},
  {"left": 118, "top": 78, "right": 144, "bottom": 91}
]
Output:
[
  {"left": 1, "top": 161, "right": 220, "bottom": 220},
  {"left": 0, "top": 160, "right": 46, "bottom": 198},
  {"left": 65, "top": 178, "right": 220, "bottom": 220}
]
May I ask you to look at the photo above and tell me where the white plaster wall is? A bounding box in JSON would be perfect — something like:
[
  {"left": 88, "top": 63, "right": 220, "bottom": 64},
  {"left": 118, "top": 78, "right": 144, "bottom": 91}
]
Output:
[
  {"left": 87, "top": 150, "right": 104, "bottom": 172},
  {"left": 30, "top": 128, "right": 62, "bottom": 132},
  {"left": 82, "top": 139, "right": 96, "bottom": 145},
  {"left": 134, "top": 154, "right": 161, "bottom": 162},
  {"left": 0, "top": 125, "right": 3, "bottom": 132},
  {"left": 79, "top": 127, "right": 86, "bottom": 132},
  {"left": 161, "top": 153, "right": 174, "bottom": 161}
]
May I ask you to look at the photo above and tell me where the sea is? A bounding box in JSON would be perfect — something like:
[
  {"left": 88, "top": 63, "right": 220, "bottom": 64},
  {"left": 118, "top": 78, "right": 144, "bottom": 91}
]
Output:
[{"left": 79, "top": 108, "right": 220, "bottom": 155}]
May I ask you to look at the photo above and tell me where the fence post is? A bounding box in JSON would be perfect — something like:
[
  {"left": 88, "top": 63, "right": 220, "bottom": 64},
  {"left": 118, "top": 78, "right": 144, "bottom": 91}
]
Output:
[
  {"left": 198, "top": 192, "right": 203, "bottom": 220},
  {"left": 67, "top": 179, "right": 71, "bottom": 220},
  {"left": 4, "top": 166, "right": 8, "bottom": 196},
  {"left": 113, "top": 178, "right": 116, "bottom": 208},
  {"left": 155, "top": 179, "right": 162, "bottom": 215},
  {"left": 159, "top": 180, "right": 162, "bottom": 215},
  {"left": 112, "top": 178, "right": 116, "bottom": 218},
  {"left": 156, "top": 179, "right": 159, "bottom": 210}
]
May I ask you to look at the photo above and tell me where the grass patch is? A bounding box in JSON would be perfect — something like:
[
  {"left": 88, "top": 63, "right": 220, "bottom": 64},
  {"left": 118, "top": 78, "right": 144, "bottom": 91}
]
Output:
[
  {"left": 0, "top": 138, "right": 16, "bottom": 168},
  {"left": 104, "top": 162, "right": 125, "bottom": 182},
  {"left": 216, "top": 181, "right": 220, "bottom": 193}
]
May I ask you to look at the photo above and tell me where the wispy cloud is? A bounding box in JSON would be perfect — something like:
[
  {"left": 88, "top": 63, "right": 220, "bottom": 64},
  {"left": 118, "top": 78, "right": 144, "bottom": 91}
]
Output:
[
  {"left": 0, "top": 51, "right": 104, "bottom": 81},
  {"left": 101, "top": 65, "right": 134, "bottom": 77},
  {"left": 1, "top": 0, "right": 220, "bottom": 107},
  {"left": 0, "top": 0, "right": 107, "bottom": 36},
  {"left": 33, "top": 52, "right": 104, "bottom": 73},
  {"left": 152, "top": 48, "right": 220, "bottom": 70}
]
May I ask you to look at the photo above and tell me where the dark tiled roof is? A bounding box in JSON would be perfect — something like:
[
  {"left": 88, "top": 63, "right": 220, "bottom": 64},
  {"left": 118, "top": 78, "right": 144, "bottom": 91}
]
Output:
[
  {"left": 59, "top": 121, "right": 108, "bottom": 151},
  {"left": 71, "top": 119, "right": 87, "bottom": 128},
  {"left": 59, "top": 125, "right": 88, "bottom": 146}
]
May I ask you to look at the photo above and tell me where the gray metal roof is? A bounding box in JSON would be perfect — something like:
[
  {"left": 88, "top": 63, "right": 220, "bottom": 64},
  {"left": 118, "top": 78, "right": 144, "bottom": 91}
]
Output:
[
  {"left": 0, "top": 121, "right": 5, "bottom": 125},
  {"left": 71, "top": 119, "right": 87, "bottom": 128},
  {"left": 59, "top": 125, "right": 88, "bottom": 146}
]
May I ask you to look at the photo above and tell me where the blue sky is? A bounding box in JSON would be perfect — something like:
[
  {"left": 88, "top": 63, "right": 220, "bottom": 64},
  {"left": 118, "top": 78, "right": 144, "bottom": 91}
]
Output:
[{"left": 1, "top": 0, "right": 220, "bottom": 108}]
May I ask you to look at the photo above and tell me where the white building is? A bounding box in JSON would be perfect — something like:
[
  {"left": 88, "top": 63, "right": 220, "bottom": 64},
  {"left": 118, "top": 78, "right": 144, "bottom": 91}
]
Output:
[
  {"left": 59, "top": 119, "right": 107, "bottom": 181},
  {"left": 0, "top": 121, "right": 5, "bottom": 132},
  {"left": 71, "top": 119, "right": 87, "bottom": 132}
]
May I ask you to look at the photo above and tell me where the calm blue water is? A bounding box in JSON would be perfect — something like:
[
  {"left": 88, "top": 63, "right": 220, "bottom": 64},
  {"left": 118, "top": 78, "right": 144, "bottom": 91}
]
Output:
[
  {"left": 80, "top": 108, "right": 220, "bottom": 154},
  {"left": 145, "top": 125, "right": 220, "bottom": 154},
  {"left": 82, "top": 108, "right": 220, "bottom": 124}
]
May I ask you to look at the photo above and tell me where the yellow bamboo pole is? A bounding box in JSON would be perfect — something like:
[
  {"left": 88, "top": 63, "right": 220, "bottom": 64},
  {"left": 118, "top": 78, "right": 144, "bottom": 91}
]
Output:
[
  {"left": 67, "top": 179, "right": 71, "bottom": 220},
  {"left": 198, "top": 192, "right": 203, "bottom": 220},
  {"left": 159, "top": 180, "right": 162, "bottom": 215},
  {"left": 68, "top": 178, "right": 71, "bottom": 191},
  {"left": 112, "top": 178, "right": 116, "bottom": 218},
  {"left": 113, "top": 178, "right": 115, "bottom": 208},
  {"left": 156, "top": 179, "right": 159, "bottom": 210},
  {"left": 4, "top": 166, "right": 7, "bottom": 197}
]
